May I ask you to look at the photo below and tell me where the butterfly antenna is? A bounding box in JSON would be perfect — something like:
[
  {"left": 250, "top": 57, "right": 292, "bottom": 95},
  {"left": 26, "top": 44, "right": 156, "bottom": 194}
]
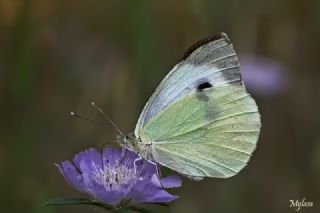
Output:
[
  {"left": 70, "top": 112, "right": 104, "bottom": 127},
  {"left": 91, "top": 101, "right": 125, "bottom": 137}
]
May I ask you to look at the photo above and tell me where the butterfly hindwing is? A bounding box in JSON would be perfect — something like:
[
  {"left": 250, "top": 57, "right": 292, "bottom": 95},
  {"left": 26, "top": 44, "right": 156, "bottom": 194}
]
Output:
[{"left": 142, "top": 86, "right": 260, "bottom": 178}]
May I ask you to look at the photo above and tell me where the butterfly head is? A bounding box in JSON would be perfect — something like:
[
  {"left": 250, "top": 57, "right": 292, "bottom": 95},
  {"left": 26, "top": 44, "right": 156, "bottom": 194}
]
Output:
[
  {"left": 116, "top": 133, "right": 138, "bottom": 153},
  {"left": 116, "top": 133, "right": 152, "bottom": 161}
]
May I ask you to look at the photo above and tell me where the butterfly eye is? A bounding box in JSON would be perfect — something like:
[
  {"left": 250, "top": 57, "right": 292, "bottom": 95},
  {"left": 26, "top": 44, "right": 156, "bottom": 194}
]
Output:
[{"left": 196, "top": 81, "right": 212, "bottom": 92}]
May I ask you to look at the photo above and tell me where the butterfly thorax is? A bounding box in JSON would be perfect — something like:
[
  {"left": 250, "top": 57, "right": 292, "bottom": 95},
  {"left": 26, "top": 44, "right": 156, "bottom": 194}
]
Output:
[{"left": 117, "top": 133, "right": 154, "bottom": 161}]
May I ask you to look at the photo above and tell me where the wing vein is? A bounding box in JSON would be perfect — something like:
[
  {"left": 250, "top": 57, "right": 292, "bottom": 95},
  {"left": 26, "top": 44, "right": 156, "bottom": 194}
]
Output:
[
  {"left": 156, "top": 145, "right": 239, "bottom": 173},
  {"left": 208, "top": 53, "right": 237, "bottom": 65},
  {"left": 155, "top": 148, "right": 214, "bottom": 176},
  {"left": 159, "top": 111, "right": 258, "bottom": 141}
]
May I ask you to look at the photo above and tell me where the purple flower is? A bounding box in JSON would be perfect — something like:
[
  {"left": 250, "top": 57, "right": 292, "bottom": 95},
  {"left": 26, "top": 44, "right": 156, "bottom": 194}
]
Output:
[
  {"left": 56, "top": 147, "right": 181, "bottom": 207},
  {"left": 240, "top": 55, "right": 290, "bottom": 97}
]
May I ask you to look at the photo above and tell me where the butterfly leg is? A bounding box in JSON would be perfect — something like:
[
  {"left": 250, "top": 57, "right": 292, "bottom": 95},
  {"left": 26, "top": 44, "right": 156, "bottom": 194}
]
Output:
[
  {"left": 121, "top": 148, "right": 126, "bottom": 157},
  {"left": 147, "top": 160, "right": 162, "bottom": 176},
  {"left": 133, "top": 156, "right": 143, "bottom": 175},
  {"left": 147, "top": 160, "right": 165, "bottom": 189},
  {"left": 117, "top": 148, "right": 128, "bottom": 166}
]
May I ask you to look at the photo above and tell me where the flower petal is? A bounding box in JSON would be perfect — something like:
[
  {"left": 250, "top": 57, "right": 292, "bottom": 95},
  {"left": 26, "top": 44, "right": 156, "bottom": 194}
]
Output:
[
  {"left": 143, "top": 189, "right": 178, "bottom": 203},
  {"left": 56, "top": 161, "right": 85, "bottom": 192},
  {"left": 160, "top": 175, "right": 182, "bottom": 188},
  {"left": 130, "top": 177, "right": 178, "bottom": 204},
  {"left": 102, "top": 148, "right": 122, "bottom": 167},
  {"left": 86, "top": 177, "right": 126, "bottom": 205},
  {"left": 74, "top": 148, "right": 102, "bottom": 176}
]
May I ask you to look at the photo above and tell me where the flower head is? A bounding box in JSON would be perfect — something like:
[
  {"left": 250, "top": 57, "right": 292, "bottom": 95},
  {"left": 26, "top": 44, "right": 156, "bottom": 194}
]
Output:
[{"left": 56, "top": 147, "right": 181, "bottom": 207}]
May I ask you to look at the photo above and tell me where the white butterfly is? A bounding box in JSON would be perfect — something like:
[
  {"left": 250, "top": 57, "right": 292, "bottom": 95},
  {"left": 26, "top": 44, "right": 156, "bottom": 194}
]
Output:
[{"left": 117, "top": 32, "right": 261, "bottom": 180}]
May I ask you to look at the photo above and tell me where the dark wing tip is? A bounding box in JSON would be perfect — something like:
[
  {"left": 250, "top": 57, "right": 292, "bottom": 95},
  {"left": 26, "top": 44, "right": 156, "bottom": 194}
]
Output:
[{"left": 180, "top": 32, "right": 230, "bottom": 61}]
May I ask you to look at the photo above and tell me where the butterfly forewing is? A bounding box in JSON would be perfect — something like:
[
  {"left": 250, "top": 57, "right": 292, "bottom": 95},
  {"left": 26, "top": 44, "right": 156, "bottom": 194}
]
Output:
[{"left": 134, "top": 33, "right": 242, "bottom": 136}]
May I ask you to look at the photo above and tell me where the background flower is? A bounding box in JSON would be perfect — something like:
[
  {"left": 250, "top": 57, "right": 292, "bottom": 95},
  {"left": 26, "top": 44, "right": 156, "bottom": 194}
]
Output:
[{"left": 240, "top": 55, "right": 290, "bottom": 97}]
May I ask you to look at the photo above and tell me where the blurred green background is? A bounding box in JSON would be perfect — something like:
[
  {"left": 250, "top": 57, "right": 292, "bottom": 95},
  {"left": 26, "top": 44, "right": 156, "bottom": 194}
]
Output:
[{"left": 1, "top": 0, "right": 320, "bottom": 212}]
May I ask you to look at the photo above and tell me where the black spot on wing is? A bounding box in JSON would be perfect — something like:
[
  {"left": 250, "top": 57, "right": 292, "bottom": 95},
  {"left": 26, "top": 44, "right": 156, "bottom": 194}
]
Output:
[
  {"left": 180, "top": 32, "right": 230, "bottom": 61},
  {"left": 197, "top": 82, "right": 212, "bottom": 92},
  {"left": 195, "top": 78, "right": 213, "bottom": 102}
]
